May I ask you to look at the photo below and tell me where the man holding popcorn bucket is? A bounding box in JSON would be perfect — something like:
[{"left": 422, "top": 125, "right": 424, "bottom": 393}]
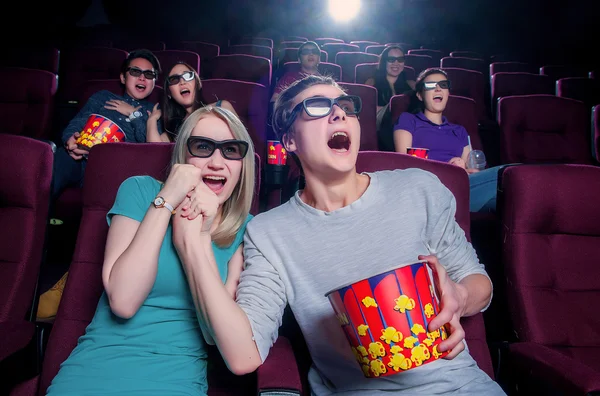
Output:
[
  {"left": 170, "top": 75, "right": 506, "bottom": 395},
  {"left": 51, "top": 49, "right": 161, "bottom": 200}
]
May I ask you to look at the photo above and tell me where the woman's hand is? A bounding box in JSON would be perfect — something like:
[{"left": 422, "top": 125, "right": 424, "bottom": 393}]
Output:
[
  {"left": 104, "top": 99, "right": 141, "bottom": 117},
  {"left": 159, "top": 164, "right": 203, "bottom": 209},
  {"left": 179, "top": 181, "right": 220, "bottom": 234},
  {"left": 147, "top": 103, "right": 162, "bottom": 123},
  {"left": 448, "top": 157, "right": 466, "bottom": 169}
]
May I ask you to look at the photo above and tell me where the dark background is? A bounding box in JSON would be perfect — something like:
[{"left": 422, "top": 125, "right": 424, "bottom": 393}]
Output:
[{"left": 9, "top": 0, "right": 597, "bottom": 65}]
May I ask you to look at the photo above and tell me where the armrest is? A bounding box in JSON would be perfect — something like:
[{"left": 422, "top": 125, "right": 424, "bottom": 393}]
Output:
[
  {"left": 0, "top": 321, "right": 36, "bottom": 362},
  {"left": 510, "top": 342, "right": 600, "bottom": 395},
  {"left": 9, "top": 375, "right": 39, "bottom": 396},
  {"left": 257, "top": 336, "right": 302, "bottom": 396}
]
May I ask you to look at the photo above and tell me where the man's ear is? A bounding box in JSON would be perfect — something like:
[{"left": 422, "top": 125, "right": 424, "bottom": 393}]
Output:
[
  {"left": 120, "top": 73, "right": 126, "bottom": 85},
  {"left": 282, "top": 133, "right": 296, "bottom": 153},
  {"left": 416, "top": 91, "right": 423, "bottom": 102}
]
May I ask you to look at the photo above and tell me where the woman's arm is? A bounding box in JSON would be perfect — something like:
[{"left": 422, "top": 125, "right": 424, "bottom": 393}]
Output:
[
  {"left": 365, "top": 77, "right": 375, "bottom": 87},
  {"left": 177, "top": 233, "right": 261, "bottom": 375},
  {"left": 101, "top": 205, "right": 171, "bottom": 319},
  {"left": 393, "top": 129, "right": 413, "bottom": 153},
  {"left": 146, "top": 104, "right": 169, "bottom": 142},
  {"left": 225, "top": 245, "right": 244, "bottom": 299}
]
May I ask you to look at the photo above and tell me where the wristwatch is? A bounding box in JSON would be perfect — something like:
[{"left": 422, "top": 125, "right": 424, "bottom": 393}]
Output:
[
  {"left": 128, "top": 110, "right": 142, "bottom": 121},
  {"left": 153, "top": 196, "right": 175, "bottom": 214}
]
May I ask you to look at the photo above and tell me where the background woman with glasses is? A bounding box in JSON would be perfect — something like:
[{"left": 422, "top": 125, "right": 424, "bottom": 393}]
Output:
[
  {"left": 394, "top": 68, "right": 508, "bottom": 212},
  {"left": 365, "top": 45, "right": 416, "bottom": 111},
  {"left": 146, "top": 61, "right": 237, "bottom": 142},
  {"left": 46, "top": 106, "right": 255, "bottom": 395}
]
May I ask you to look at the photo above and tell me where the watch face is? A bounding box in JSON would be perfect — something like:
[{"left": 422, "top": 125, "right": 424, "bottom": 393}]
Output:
[
  {"left": 134, "top": 111, "right": 142, "bottom": 117},
  {"left": 154, "top": 196, "right": 165, "bottom": 207}
]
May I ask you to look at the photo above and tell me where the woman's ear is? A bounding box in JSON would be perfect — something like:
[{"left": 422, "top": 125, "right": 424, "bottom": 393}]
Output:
[
  {"left": 282, "top": 133, "right": 296, "bottom": 153},
  {"left": 120, "top": 73, "right": 126, "bottom": 85},
  {"left": 416, "top": 91, "right": 423, "bottom": 102}
]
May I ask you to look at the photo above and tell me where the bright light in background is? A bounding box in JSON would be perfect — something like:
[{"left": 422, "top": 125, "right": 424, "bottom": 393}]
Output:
[{"left": 329, "top": 0, "right": 361, "bottom": 22}]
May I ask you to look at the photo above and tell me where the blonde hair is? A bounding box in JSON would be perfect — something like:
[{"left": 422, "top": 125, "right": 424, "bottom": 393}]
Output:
[{"left": 171, "top": 106, "right": 255, "bottom": 247}]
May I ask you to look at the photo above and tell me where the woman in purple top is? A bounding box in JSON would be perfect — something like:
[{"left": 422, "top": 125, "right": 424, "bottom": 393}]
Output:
[{"left": 393, "top": 68, "right": 505, "bottom": 213}]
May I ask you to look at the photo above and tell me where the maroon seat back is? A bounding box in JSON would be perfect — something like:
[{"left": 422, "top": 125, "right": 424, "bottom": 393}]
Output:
[
  {"left": 489, "top": 62, "right": 537, "bottom": 76},
  {"left": 501, "top": 164, "right": 600, "bottom": 345},
  {"left": 179, "top": 42, "right": 220, "bottom": 62},
  {"left": 540, "top": 65, "right": 589, "bottom": 81},
  {"left": 228, "top": 45, "right": 272, "bottom": 62},
  {"left": 349, "top": 40, "right": 379, "bottom": 52},
  {"left": 442, "top": 67, "right": 486, "bottom": 120},
  {"left": 404, "top": 54, "right": 435, "bottom": 76},
  {"left": 557, "top": 77, "right": 600, "bottom": 109},
  {"left": 58, "top": 47, "right": 129, "bottom": 104},
  {"left": 334, "top": 52, "right": 379, "bottom": 82},
  {"left": 441, "top": 56, "right": 485, "bottom": 74},
  {"left": 2, "top": 47, "right": 60, "bottom": 74},
  {"left": 498, "top": 95, "right": 593, "bottom": 165},
  {"left": 390, "top": 94, "right": 411, "bottom": 125},
  {"left": 38, "top": 143, "right": 261, "bottom": 395},
  {"left": 79, "top": 80, "right": 163, "bottom": 111},
  {"left": 491, "top": 72, "right": 554, "bottom": 117},
  {"left": 314, "top": 38, "right": 344, "bottom": 47},
  {"left": 282, "top": 62, "right": 341, "bottom": 82},
  {"left": 0, "top": 135, "right": 53, "bottom": 322},
  {"left": 0, "top": 67, "right": 58, "bottom": 139},
  {"left": 444, "top": 95, "right": 483, "bottom": 151},
  {"left": 338, "top": 83, "right": 378, "bottom": 151},
  {"left": 500, "top": 164, "right": 600, "bottom": 394},
  {"left": 154, "top": 50, "right": 200, "bottom": 76},
  {"left": 365, "top": 45, "right": 386, "bottom": 55},
  {"left": 321, "top": 43, "right": 359, "bottom": 62},
  {"left": 594, "top": 105, "right": 600, "bottom": 162},
  {"left": 354, "top": 63, "right": 378, "bottom": 84},
  {"left": 450, "top": 51, "right": 483, "bottom": 59},
  {"left": 279, "top": 41, "right": 304, "bottom": 49},
  {"left": 208, "top": 55, "right": 271, "bottom": 87},
  {"left": 202, "top": 79, "right": 269, "bottom": 157},
  {"left": 355, "top": 152, "right": 493, "bottom": 379},
  {"left": 408, "top": 49, "right": 444, "bottom": 65}
]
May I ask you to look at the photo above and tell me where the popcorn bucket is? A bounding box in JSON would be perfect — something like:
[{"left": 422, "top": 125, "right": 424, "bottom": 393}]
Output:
[
  {"left": 406, "top": 147, "right": 429, "bottom": 159},
  {"left": 267, "top": 140, "right": 287, "bottom": 165},
  {"left": 325, "top": 262, "right": 449, "bottom": 378},
  {"left": 76, "top": 114, "right": 125, "bottom": 150}
]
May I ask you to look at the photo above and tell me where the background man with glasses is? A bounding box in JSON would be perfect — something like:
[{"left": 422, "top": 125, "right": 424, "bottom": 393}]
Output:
[{"left": 51, "top": 49, "right": 161, "bottom": 201}]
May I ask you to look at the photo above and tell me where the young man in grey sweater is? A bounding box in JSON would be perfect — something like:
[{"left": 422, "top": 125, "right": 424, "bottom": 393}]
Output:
[{"left": 188, "top": 75, "right": 505, "bottom": 395}]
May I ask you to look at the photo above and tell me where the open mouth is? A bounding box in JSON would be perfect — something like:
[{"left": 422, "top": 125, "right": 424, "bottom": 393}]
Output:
[
  {"left": 433, "top": 95, "right": 443, "bottom": 103},
  {"left": 135, "top": 84, "right": 146, "bottom": 92},
  {"left": 203, "top": 175, "right": 227, "bottom": 193},
  {"left": 327, "top": 131, "right": 351, "bottom": 152},
  {"left": 180, "top": 88, "right": 191, "bottom": 97}
]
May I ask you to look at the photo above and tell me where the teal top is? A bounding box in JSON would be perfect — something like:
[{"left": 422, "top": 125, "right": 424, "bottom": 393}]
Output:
[{"left": 47, "top": 176, "right": 252, "bottom": 395}]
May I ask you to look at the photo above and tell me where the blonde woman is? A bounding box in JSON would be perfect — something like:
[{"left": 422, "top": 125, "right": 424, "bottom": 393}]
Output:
[{"left": 47, "top": 106, "right": 255, "bottom": 395}]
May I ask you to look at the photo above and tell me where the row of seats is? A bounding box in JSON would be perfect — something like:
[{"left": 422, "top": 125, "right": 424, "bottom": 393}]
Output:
[{"left": 2, "top": 133, "right": 599, "bottom": 394}]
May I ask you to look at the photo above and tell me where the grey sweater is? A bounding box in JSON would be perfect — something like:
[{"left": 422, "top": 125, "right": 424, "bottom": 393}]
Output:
[{"left": 237, "top": 169, "right": 505, "bottom": 395}]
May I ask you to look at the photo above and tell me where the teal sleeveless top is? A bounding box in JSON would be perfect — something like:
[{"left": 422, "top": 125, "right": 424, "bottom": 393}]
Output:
[{"left": 47, "top": 176, "right": 252, "bottom": 395}]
